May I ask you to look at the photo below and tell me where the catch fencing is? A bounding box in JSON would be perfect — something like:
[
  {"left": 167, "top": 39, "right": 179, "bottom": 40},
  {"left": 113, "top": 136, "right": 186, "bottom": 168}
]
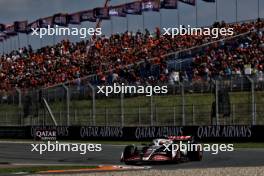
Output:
[{"left": 0, "top": 75, "right": 263, "bottom": 126}]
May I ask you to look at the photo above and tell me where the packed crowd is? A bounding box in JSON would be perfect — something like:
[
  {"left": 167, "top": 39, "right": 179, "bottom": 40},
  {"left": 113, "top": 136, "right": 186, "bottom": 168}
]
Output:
[
  {"left": 0, "top": 19, "right": 264, "bottom": 90},
  {"left": 191, "top": 29, "right": 264, "bottom": 82}
]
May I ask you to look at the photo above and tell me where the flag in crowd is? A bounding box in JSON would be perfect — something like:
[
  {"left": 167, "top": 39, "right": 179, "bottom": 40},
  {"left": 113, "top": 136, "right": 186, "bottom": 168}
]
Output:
[
  {"left": 0, "top": 24, "right": 5, "bottom": 32},
  {"left": 202, "top": 0, "right": 215, "bottom": 2},
  {"left": 14, "top": 21, "right": 28, "bottom": 33},
  {"left": 161, "top": 0, "right": 178, "bottom": 9},
  {"left": 4, "top": 24, "right": 17, "bottom": 36},
  {"left": 123, "top": 1, "right": 142, "bottom": 15},
  {"left": 94, "top": 7, "right": 110, "bottom": 19},
  {"left": 53, "top": 13, "right": 68, "bottom": 27},
  {"left": 28, "top": 20, "right": 40, "bottom": 31},
  {"left": 141, "top": 0, "right": 160, "bottom": 11},
  {"left": 0, "top": 33, "right": 7, "bottom": 41},
  {"left": 40, "top": 16, "right": 54, "bottom": 28},
  {"left": 179, "top": 0, "right": 195, "bottom": 6},
  {"left": 68, "top": 12, "right": 81, "bottom": 25},
  {"left": 80, "top": 10, "right": 97, "bottom": 22},
  {"left": 109, "top": 5, "right": 127, "bottom": 17},
  {"left": 0, "top": 0, "right": 219, "bottom": 42}
]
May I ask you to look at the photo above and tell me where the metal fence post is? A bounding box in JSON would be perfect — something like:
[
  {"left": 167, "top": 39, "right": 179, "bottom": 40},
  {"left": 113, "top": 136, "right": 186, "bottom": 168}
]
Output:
[
  {"left": 62, "top": 84, "right": 70, "bottom": 126},
  {"left": 59, "top": 111, "right": 62, "bottom": 125},
  {"left": 155, "top": 105, "right": 158, "bottom": 125},
  {"left": 232, "top": 104, "right": 235, "bottom": 124},
  {"left": 215, "top": 80, "right": 219, "bottom": 125},
  {"left": 121, "top": 92, "right": 124, "bottom": 126},
  {"left": 192, "top": 104, "right": 195, "bottom": 125},
  {"left": 150, "top": 96, "right": 154, "bottom": 126},
  {"left": 88, "top": 83, "right": 96, "bottom": 125},
  {"left": 15, "top": 88, "right": 22, "bottom": 108},
  {"left": 247, "top": 76, "right": 256, "bottom": 125},
  {"left": 138, "top": 106, "right": 141, "bottom": 125},
  {"left": 173, "top": 106, "right": 176, "bottom": 126},
  {"left": 180, "top": 82, "right": 185, "bottom": 126},
  {"left": 74, "top": 109, "right": 77, "bottom": 124},
  {"left": 105, "top": 107, "right": 109, "bottom": 125}
]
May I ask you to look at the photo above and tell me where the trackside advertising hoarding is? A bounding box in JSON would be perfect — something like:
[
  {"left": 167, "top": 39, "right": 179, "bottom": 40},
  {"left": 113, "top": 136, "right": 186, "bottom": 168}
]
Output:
[{"left": 0, "top": 125, "right": 263, "bottom": 142}]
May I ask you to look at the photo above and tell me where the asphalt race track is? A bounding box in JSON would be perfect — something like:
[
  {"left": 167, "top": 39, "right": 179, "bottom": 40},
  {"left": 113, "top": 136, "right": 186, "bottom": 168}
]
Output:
[{"left": 0, "top": 142, "right": 264, "bottom": 169}]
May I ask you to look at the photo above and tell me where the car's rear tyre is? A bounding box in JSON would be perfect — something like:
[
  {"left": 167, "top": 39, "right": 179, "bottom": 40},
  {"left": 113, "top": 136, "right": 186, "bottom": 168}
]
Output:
[
  {"left": 188, "top": 146, "right": 203, "bottom": 161},
  {"left": 123, "top": 145, "right": 137, "bottom": 165},
  {"left": 172, "top": 149, "right": 181, "bottom": 163}
]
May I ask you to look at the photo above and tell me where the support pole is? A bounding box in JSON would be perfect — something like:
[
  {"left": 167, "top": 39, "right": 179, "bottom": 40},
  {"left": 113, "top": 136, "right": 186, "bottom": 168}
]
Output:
[
  {"left": 121, "top": 92, "right": 124, "bottom": 126},
  {"left": 142, "top": 12, "right": 145, "bottom": 32},
  {"left": 62, "top": 84, "right": 70, "bottom": 126},
  {"left": 15, "top": 88, "right": 22, "bottom": 108},
  {"left": 247, "top": 76, "right": 256, "bottom": 125},
  {"left": 150, "top": 96, "right": 154, "bottom": 126},
  {"left": 42, "top": 98, "right": 57, "bottom": 126},
  {"left": 235, "top": 0, "right": 238, "bottom": 22},
  {"left": 180, "top": 82, "right": 185, "bottom": 126},
  {"left": 88, "top": 83, "right": 96, "bottom": 125},
  {"left": 215, "top": 80, "right": 219, "bottom": 125},
  {"left": 216, "top": 0, "right": 218, "bottom": 22},
  {"left": 178, "top": 3, "right": 180, "bottom": 27},
  {"left": 196, "top": 1, "right": 198, "bottom": 27},
  {"left": 258, "top": 0, "right": 260, "bottom": 19}
]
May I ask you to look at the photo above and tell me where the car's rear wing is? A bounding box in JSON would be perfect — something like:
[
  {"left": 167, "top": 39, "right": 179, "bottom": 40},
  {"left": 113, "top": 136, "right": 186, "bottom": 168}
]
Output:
[{"left": 168, "top": 136, "right": 193, "bottom": 141}]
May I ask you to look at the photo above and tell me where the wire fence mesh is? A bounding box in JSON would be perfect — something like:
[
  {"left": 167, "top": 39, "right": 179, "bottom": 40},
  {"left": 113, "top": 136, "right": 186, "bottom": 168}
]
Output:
[{"left": 0, "top": 75, "right": 263, "bottom": 126}]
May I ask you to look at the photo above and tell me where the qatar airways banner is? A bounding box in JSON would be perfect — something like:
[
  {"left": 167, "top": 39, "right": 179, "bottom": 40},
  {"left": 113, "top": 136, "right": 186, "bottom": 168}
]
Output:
[{"left": 0, "top": 125, "right": 263, "bottom": 142}]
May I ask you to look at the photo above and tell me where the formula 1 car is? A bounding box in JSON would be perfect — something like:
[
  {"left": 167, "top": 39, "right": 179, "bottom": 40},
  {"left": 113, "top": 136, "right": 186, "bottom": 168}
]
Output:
[{"left": 120, "top": 136, "right": 202, "bottom": 165}]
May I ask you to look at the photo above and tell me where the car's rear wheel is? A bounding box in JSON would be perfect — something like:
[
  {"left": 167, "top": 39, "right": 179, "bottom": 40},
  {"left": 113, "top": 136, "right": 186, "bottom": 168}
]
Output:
[
  {"left": 188, "top": 145, "right": 203, "bottom": 161},
  {"left": 123, "top": 145, "right": 137, "bottom": 165},
  {"left": 172, "top": 149, "right": 181, "bottom": 163}
]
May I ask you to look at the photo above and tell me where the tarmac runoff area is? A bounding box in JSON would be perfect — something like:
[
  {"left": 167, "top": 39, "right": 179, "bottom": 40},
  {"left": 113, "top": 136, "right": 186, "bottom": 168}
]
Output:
[{"left": 0, "top": 141, "right": 264, "bottom": 175}]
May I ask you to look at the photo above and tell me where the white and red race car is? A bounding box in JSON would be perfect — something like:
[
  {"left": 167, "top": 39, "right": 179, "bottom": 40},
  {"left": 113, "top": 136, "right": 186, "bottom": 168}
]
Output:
[{"left": 120, "top": 136, "right": 203, "bottom": 165}]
